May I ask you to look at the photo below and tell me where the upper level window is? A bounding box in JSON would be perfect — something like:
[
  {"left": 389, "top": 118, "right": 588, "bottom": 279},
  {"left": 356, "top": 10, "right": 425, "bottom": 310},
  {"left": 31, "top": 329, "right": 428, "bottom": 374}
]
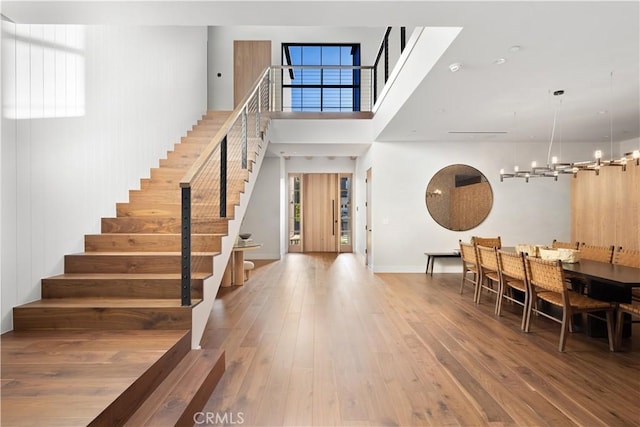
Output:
[{"left": 282, "top": 43, "right": 361, "bottom": 112}]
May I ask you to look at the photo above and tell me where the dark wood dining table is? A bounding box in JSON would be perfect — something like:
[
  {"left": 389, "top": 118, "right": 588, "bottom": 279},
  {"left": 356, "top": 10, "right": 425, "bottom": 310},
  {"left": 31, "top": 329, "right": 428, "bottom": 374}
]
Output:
[{"left": 562, "top": 259, "right": 640, "bottom": 337}]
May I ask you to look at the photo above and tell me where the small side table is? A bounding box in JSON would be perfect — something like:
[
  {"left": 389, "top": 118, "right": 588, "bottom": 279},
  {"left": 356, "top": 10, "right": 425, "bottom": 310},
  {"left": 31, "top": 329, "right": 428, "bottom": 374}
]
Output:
[
  {"left": 223, "top": 240, "right": 262, "bottom": 286},
  {"left": 424, "top": 252, "right": 461, "bottom": 276}
]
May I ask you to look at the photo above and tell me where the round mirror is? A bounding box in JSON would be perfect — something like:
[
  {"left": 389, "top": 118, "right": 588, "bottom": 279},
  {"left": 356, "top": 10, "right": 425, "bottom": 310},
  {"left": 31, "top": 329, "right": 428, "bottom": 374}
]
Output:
[{"left": 425, "top": 164, "right": 493, "bottom": 231}]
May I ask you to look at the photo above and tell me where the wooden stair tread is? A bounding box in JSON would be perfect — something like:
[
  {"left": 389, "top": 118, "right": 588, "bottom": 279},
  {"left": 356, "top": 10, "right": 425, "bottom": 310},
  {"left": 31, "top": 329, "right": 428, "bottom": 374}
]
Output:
[
  {"left": 17, "top": 298, "right": 202, "bottom": 308},
  {"left": 45, "top": 272, "right": 210, "bottom": 280},
  {"left": 68, "top": 251, "right": 219, "bottom": 256},
  {"left": 124, "top": 349, "right": 225, "bottom": 426}
]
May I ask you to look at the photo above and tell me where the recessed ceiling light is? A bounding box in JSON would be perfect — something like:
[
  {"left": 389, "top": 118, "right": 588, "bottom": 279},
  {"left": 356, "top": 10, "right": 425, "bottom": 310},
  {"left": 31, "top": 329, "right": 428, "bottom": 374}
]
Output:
[
  {"left": 493, "top": 58, "right": 507, "bottom": 65},
  {"left": 598, "top": 110, "right": 608, "bottom": 115},
  {"left": 508, "top": 45, "right": 521, "bottom": 52},
  {"left": 449, "top": 62, "right": 462, "bottom": 72}
]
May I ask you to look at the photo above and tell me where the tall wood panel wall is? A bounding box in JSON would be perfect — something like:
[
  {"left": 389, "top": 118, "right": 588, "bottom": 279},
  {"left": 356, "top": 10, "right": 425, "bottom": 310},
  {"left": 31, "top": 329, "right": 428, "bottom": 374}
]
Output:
[{"left": 571, "top": 162, "right": 640, "bottom": 250}]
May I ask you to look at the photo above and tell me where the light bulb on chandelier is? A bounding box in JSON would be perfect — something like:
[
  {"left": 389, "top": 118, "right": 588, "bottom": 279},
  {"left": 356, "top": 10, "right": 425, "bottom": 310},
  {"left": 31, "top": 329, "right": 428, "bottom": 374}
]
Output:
[{"left": 500, "top": 75, "right": 639, "bottom": 183}]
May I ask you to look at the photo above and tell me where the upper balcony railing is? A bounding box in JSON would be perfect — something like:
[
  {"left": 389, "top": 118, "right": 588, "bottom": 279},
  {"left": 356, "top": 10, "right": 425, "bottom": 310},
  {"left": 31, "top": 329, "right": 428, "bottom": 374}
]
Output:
[
  {"left": 373, "top": 27, "right": 407, "bottom": 105},
  {"left": 270, "top": 65, "right": 375, "bottom": 113}
]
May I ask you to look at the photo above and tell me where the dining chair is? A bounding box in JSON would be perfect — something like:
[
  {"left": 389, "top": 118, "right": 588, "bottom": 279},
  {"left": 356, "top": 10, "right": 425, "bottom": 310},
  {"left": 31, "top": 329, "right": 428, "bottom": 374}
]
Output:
[
  {"left": 579, "top": 243, "right": 615, "bottom": 263},
  {"left": 475, "top": 245, "right": 501, "bottom": 309},
  {"left": 612, "top": 247, "right": 640, "bottom": 268},
  {"left": 497, "top": 249, "right": 530, "bottom": 330},
  {"left": 524, "top": 256, "right": 615, "bottom": 352},
  {"left": 552, "top": 240, "right": 579, "bottom": 250},
  {"left": 459, "top": 240, "right": 479, "bottom": 296},
  {"left": 471, "top": 236, "right": 502, "bottom": 248},
  {"left": 569, "top": 243, "right": 616, "bottom": 294},
  {"left": 615, "top": 302, "right": 640, "bottom": 351}
]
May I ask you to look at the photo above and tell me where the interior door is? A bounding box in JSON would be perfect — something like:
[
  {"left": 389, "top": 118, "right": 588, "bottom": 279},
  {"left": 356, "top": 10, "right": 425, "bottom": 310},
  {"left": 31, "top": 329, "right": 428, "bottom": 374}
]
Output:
[
  {"left": 233, "top": 40, "right": 271, "bottom": 108},
  {"left": 303, "top": 173, "right": 339, "bottom": 252}
]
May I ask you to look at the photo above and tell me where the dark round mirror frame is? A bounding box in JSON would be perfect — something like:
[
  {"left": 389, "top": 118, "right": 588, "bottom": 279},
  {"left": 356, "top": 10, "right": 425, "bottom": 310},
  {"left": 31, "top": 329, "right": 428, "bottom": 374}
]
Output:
[{"left": 425, "top": 164, "right": 493, "bottom": 231}]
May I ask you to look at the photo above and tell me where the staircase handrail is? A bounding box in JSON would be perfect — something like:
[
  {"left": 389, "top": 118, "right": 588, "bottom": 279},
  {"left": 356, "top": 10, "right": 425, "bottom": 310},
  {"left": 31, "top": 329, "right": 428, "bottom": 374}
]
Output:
[{"left": 180, "top": 67, "right": 271, "bottom": 188}]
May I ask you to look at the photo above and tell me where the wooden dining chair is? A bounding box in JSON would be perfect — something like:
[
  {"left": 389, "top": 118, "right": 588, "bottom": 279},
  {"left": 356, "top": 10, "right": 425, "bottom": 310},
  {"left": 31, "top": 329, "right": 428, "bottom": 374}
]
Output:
[
  {"left": 568, "top": 243, "right": 616, "bottom": 294},
  {"left": 552, "top": 240, "right": 579, "bottom": 250},
  {"left": 475, "top": 245, "right": 501, "bottom": 309},
  {"left": 471, "top": 236, "right": 502, "bottom": 248},
  {"left": 497, "top": 249, "right": 530, "bottom": 330},
  {"left": 612, "top": 247, "right": 640, "bottom": 268},
  {"left": 615, "top": 302, "right": 640, "bottom": 351},
  {"left": 579, "top": 243, "right": 615, "bottom": 263},
  {"left": 459, "top": 240, "right": 479, "bottom": 296},
  {"left": 524, "top": 256, "right": 615, "bottom": 352}
]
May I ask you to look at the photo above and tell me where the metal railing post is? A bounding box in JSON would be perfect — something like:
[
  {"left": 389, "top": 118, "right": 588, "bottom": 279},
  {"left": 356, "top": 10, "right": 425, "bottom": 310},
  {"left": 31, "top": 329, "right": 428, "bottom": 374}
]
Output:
[
  {"left": 242, "top": 108, "right": 248, "bottom": 169},
  {"left": 220, "top": 136, "right": 227, "bottom": 218},
  {"left": 181, "top": 186, "right": 192, "bottom": 306}
]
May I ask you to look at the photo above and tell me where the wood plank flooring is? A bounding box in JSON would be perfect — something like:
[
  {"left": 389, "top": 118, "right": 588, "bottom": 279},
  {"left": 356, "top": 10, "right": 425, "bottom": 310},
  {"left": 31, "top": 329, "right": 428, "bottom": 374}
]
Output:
[
  {"left": 1, "top": 329, "right": 190, "bottom": 426},
  {"left": 200, "top": 253, "right": 640, "bottom": 427}
]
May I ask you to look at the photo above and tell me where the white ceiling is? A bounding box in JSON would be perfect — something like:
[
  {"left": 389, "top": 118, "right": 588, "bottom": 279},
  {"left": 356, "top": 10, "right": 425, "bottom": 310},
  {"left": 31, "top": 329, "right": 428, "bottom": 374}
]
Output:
[{"left": 5, "top": 1, "right": 639, "bottom": 155}]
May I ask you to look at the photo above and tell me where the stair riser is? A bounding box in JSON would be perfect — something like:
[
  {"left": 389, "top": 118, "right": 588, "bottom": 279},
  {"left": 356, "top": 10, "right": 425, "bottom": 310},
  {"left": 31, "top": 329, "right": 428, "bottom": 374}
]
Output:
[
  {"left": 42, "top": 278, "right": 203, "bottom": 299},
  {"left": 149, "top": 167, "right": 250, "bottom": 180},
  {"left": 129, "top": 186, "right": 245, "bottom": 204},
  {"left": 13, "top": 307, "right": 193, "bottom": 331},
  {"left": 116, "top": 204, "right": 238, "bottom": 218},
  {"left": 85, "top": 234, "right": 221, "bottom": 252},
  {"left": 65, "top": 254, "right": 214, "bottom": 274},
  {"left": 101, "top": 218, "right": 228, "bottom": 234},
  {"left": 159, "top": 156, "right": 256, "bottom": 169},
  {"left": 140, "top": 178, "right": 248, "bottom": 191}
]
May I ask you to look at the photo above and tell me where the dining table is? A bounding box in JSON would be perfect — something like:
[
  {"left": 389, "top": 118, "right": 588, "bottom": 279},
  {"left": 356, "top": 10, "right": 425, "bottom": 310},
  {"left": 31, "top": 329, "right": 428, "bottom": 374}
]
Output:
[{"left": 562, "top": 259, "right": 640, "bottom": 337}]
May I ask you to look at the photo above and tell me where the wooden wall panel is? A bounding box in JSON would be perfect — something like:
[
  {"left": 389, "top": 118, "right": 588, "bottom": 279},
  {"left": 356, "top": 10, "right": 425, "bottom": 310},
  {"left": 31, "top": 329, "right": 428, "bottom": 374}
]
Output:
[
  {"left": 233, "top": 40, "right": 271, "bottom": 107},
  {"left": 571, "top": 163, "right": 640, "bottom": 250}
]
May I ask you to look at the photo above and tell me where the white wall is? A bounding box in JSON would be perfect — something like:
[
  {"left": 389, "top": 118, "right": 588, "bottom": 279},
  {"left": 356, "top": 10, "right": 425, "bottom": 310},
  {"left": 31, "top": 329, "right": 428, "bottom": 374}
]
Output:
[
  {"left": 1, "top": 24, "right": 208, "bottom": 333},
  {"left": 621, "top": 137, "right": 640, "bottom": 155},
  {"left": 240, "top": 156, "right": 281, "bottom": 259},
  {"left": 207, "top": 26, "right": 386, "bottom": 110},
  {"left": 368, "top": 139, "right": 606, "bottom": 273}
]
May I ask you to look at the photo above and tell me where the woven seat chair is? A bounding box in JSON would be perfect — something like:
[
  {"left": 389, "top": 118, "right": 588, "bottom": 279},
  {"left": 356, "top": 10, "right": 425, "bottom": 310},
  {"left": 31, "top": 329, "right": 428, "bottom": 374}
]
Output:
[
  {"left": 552, "top": 240, "right": 579, "bottom": 250},
  {"left": 568, "top": 243, "right": 616, "bottom": 294},
  {"left": 524, "top": 256, "right": 615, "bottom": 352},
  {"left": 612, "top": 247, "right": 640, "bottom": 268},
  {"left": 475, "top": 245, "right": 501, "bottom": 309},
  {"left": 497, "top": 249, "right": 530, "bottom": 330},
  {"left": 459, "top": 240, "right": 479, "bottom": 296},
  {"left": 471, "top": 236, "right": 502, "bottom": 248},
  {"left": 615, "top": 302, "right": 640, "bottom": 351},
  {"left": 579, "top": 243, "right": 615, "bottom": 263},
  {"left": 612, "top": 248, "right": 640, "bottom": 301}
]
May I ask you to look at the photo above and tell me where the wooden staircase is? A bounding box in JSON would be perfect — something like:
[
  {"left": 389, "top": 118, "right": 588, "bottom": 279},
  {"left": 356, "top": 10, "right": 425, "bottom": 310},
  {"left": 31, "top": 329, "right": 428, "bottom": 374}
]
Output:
[{"left": 3, "top": 110, "right": 268, "bottom": 426}]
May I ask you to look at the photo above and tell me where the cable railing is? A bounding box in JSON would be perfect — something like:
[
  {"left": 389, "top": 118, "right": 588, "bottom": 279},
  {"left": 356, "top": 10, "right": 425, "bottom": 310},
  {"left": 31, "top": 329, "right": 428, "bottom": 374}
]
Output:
[
  {"left": 373, "top": 26, "right": 407, "bottom": 105},
  {"left": 270, "top": 65, "right": 375, "bottom": 113},
  {"left": 179, "top": 68, "right": 270, "bottom": 306}
]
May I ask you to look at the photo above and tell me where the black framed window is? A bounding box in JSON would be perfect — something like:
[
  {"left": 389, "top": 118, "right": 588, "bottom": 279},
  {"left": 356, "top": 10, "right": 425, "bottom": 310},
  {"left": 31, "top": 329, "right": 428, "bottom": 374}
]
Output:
[{"left": 282, "top": 43, "right": 361, "bottom": 112}]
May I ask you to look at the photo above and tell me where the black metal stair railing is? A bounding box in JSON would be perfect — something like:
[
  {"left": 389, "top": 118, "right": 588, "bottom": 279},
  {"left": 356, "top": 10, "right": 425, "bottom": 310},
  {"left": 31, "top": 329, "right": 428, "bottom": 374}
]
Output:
[{"left": 179, "top": 69, "right": 271, "bottom": 306}]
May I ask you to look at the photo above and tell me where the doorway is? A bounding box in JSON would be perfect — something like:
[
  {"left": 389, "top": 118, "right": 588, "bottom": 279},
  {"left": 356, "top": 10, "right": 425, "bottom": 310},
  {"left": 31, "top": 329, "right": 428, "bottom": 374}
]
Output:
[{"left": 288, "top": 173, "right": 353, "bottom": 253}]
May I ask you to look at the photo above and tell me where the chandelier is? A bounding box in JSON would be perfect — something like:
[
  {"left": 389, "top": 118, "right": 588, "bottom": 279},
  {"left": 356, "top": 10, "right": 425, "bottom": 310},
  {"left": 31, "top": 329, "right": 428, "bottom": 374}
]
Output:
[{"left": 500, "top": 81, "right": 640, "bottom": 183}]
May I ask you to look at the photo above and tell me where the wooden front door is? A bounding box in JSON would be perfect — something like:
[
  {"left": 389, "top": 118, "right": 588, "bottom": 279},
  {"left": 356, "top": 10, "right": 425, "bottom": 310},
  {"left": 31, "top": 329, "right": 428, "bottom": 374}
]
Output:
[
  {"left": 303, "top": 173, "right": 339, "bottom": 252},
  {"left": 233, "top": 40, "right": 271, "bottom": 108}
]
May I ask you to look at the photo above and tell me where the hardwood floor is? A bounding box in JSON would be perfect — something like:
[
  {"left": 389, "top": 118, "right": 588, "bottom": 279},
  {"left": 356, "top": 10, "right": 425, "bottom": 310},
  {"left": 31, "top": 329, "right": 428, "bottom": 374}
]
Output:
[{"left": 200, "top": 253, "right": 640, "bottom": 427}]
